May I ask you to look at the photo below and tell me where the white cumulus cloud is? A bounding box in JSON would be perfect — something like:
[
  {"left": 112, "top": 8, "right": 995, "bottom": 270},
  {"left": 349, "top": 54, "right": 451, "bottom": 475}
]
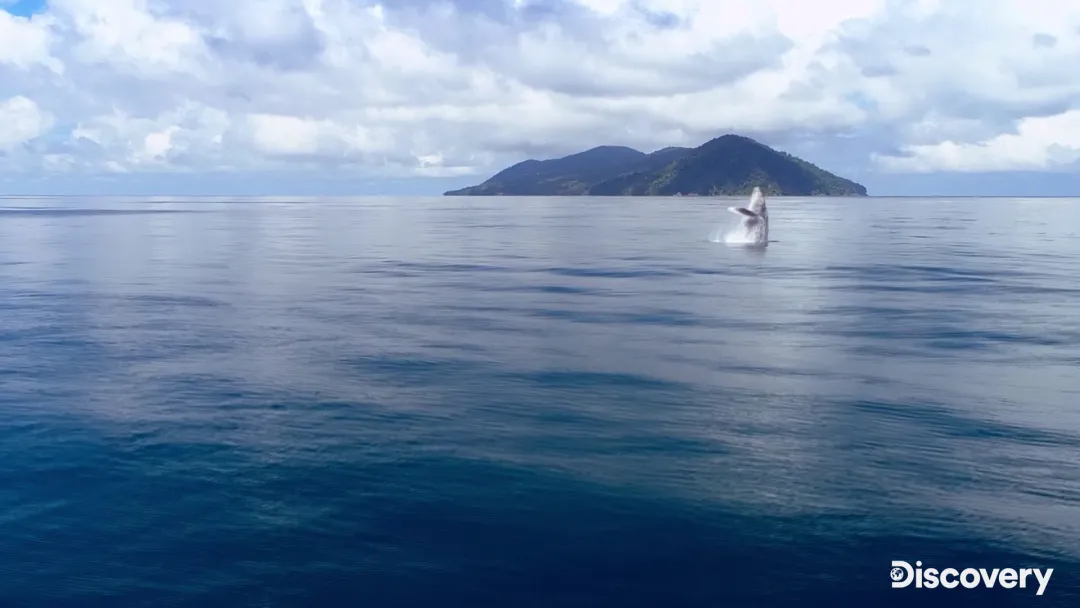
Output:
[
  {"left": 875, "top": 110, "right": 1080, "bottom": 173},
  {"left": 0, "top": 95, "right": 52, "bottom": 150},
  {"left": 0, "top": 0, "right": 1079, "bottom": 190}
]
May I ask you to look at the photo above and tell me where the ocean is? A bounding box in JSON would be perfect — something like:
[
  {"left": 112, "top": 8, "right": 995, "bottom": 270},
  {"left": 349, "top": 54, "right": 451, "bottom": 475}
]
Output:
[{"left": 1, "top": 195, "right": 1078, "bottom": 607}]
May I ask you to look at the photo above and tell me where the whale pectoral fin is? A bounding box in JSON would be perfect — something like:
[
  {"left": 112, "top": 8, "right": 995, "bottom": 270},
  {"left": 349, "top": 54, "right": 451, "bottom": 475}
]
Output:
[{"left": 729, "top": 206, "right": 758, "bottom": 218}]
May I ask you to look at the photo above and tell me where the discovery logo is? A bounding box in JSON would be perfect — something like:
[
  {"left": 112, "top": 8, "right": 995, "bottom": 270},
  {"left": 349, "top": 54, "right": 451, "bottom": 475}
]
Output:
[{"left": 890, "top": 560, "right": 1053, "bottom": 596}]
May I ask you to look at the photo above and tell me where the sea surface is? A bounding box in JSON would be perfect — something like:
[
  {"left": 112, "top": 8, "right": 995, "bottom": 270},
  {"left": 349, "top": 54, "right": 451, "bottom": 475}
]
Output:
[{"left": 1, "top": 195, "right": 1079, "bottom": 607}]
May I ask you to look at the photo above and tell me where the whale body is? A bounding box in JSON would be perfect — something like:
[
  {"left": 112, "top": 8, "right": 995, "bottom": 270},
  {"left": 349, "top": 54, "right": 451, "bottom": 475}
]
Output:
[{"left": 726, "top": 187, "right": 769, "bottom": 246}]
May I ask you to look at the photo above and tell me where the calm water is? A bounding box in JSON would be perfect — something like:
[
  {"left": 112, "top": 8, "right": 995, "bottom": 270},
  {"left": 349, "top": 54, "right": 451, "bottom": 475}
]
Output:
[{"left": 1, "top": 195, "right": 1079, "bottom": 607}]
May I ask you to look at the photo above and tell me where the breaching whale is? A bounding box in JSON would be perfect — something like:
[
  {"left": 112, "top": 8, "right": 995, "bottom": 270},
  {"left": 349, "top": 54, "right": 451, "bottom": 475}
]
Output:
[{"left": 726, "top": 186, "right": 769, "bottom": 246}]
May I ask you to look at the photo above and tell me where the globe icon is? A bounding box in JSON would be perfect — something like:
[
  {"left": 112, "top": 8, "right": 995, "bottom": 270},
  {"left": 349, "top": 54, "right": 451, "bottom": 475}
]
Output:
[{"left": 891, "top": 567, "right": 906, "bottom": 581}]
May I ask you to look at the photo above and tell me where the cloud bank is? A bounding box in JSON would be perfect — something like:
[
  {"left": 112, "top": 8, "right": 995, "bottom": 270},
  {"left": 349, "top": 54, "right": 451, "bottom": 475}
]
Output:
[{"left": 2, "top": 0, "right": 1080, "bottom": 193}]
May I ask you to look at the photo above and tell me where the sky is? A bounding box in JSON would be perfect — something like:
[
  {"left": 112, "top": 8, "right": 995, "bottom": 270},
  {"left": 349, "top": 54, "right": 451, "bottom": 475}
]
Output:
[{"left": 2, "top": 0, "right": 1080, "bottom": 196}]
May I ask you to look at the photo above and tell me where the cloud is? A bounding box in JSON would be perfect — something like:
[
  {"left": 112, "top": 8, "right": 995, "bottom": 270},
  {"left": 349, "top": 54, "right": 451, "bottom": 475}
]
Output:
[
  {"left": 1, "top": 0, "right": 1079, "bottom": 191},
  {"left": 0, "top": 95, "right": 52, "bottom": 150},
  {"left": 0, "top": 8, "right": 59, "bottom": 71},
  {"left": 873, "top": 110, "right": 1080, "bottom": 173}
]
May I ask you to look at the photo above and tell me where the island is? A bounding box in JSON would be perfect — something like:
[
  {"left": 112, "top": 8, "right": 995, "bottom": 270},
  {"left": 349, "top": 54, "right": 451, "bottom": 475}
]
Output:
[{"left": 444, "top": 134, "right": 868, "bottom": 197}]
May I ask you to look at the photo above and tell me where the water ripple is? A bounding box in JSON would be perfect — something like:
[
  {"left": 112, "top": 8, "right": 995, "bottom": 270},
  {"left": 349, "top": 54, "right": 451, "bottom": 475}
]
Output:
[{"left": 1, "top": 195, "right": 1079, "bottom": 606}]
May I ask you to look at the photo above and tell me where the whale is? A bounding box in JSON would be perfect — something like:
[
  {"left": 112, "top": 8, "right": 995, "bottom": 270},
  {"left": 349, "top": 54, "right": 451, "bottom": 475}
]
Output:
[{"left": 726, "top": 186, "right": 769, "bottom": 246}]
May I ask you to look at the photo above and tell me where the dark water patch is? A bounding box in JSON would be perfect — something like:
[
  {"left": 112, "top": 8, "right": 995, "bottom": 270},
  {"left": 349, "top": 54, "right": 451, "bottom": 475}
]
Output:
[
  {"left": 522, "top": 308, "right": 706, "bottom": 327},
  {"left": 503, "top": 370, "right": 684, "bottom": 391},
  {"left": 13, "top": 446, "right": 1075, "bottom": 607},
  {"left": 686, "top": 267, "right": 735, "bottom": 276},
  {"left": 847, "top": 343, "right": 956, "bottom": 359},
  {"left": 510, "top": 306, "right": 720, "bottom": 328},
  {"left": 437, "top": 313, "right": 538, "bottom": 334},
  {"left": 712, "top": 361, "right": 862, "bottom": 381},
  {"left": 823, "top": 263, "right": 1025, "bottom": 281},
  {"left": 0, "top": 288, "right": 99, "bottom": 302},
  {"left": 539, "top": 266, "right": 684, "bottom": 279},
  {"left": 421, "top": 341, "right": 489, "bottom": 353},
  {"left": 686, "top": 265, "right": 805, "bottom": 277},
  {"left": 847, "top": 399, "right": 1080, "bottom": 449},
  {"left": 1006, "top": 284, "right": 1080, "bottom": 296},
  {"left": 438, "top": 303, "right": 787, "bottom": 332},
  {"left": 828, "top": 282, "right": 1012, "bottom": 295},
  {"left": 925, "top": 329, "right": 1072, "bottom": 349},
  {"left": 349, "top": 267, "right": 424, "bottom": 278},
  {"left": 824, "top": 323, "right": 1071, "bottom": 351},
  {"left": 829, "top": 281, "right": 1080, "bottom": 298},
  {"left": 381, "top": 310, "right": 551, "bottom": 337},
  {"left": 123, "top": 294, "right": 230, "bottom": 309},
  {"left": 339, "top": 354, "right": 488, "bottom": 386},
  {"left": 393, "top": 261, "right": 514, "bottom": 273},
  {"left": 821, "top": 263, "right": 1080, "bottom": 296},
  {"left": 147, "top": 372, "right": 259, "bottom": 402},
  {"left": 481, "top": 283, "right": 606, "bottom": 295},
  {"left": 812, "top": 304, "right": 934, "bottom": 318}
]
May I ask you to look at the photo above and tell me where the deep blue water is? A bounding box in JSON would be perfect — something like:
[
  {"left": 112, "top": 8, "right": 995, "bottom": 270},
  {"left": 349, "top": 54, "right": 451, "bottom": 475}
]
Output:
[{"left": 1, "top": 195, "right": 1079, "bottom": 607}]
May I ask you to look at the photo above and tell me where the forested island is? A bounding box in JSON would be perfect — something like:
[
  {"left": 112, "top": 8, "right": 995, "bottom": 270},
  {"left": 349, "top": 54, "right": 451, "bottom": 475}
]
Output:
[{"left": 445, "top": 134, "right": 867, "bottom": 197}]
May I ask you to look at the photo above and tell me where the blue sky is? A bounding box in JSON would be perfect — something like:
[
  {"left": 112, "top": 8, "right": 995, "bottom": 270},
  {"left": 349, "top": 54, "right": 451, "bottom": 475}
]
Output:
[
  {"left": 1, "top": 0, "right": 44, "bottom": 17},
  {"left": 2, "top": 0, "right": 1080, "bottom": 196}
]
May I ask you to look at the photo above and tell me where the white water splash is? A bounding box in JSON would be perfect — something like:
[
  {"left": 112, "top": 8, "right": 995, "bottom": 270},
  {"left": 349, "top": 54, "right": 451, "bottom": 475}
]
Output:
[
  {"left": 717, "top": 221, "right": 768, "bottom": 245},
  {"left": 709, "top": 187, "right": 769, "bottom": 247},
  {"left": 710, "top": 220, "right": 767, "bottom": 245}
]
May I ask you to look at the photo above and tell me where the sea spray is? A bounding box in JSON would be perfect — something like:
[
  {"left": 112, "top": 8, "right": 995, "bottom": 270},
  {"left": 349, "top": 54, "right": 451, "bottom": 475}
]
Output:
[
  {"left": 721, "top": 219, "right": 766, "bottom": 245},
  {"left": 710, "top": 187, "right": 768, "bottom": 246}
]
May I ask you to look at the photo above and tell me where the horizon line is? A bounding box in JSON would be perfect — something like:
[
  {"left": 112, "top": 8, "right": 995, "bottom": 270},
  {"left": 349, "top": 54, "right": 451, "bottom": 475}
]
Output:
[{"left": 3, "top": 193, "right": 1080, "bottom": 199}]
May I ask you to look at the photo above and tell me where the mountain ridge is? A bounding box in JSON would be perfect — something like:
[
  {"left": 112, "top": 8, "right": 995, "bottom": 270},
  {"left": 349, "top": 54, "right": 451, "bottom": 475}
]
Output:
[{"left": 444, "top": 134, "right": 867, "bottom": 197}]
